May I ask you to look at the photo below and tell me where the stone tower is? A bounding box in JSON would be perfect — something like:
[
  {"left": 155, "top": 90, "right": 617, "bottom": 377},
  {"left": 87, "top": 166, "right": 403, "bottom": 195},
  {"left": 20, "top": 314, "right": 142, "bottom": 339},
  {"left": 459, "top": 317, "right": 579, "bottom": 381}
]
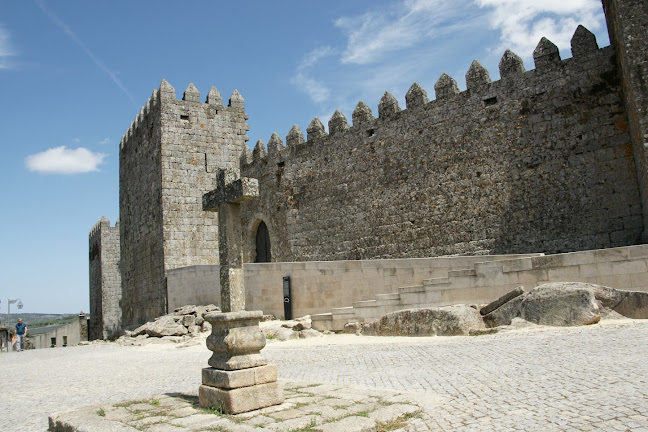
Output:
[
  {"left": 601, "top": 0, "right": 648, "bottom": 243},
  {"left": 118, "top": 81, "right": 249, "bottom": 328},
  {"left": 88, "top": 217, "right": 121, "bottom": 339}
]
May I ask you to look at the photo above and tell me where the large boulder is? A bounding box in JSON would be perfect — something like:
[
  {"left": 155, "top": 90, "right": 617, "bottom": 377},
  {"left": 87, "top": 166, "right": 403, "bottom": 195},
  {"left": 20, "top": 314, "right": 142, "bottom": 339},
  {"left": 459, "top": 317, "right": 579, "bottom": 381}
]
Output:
[
  {"left": 521, "top": 283, "right": 601, "bottom": 326},
  {"left": 363, "top": 306, "right": 485, "bottom": 336},
  {"left": 141, "top": 315, "right": 189, "bottom": 337},
  {"left": 482, "top": 295, "right": 524, "bottom": 328},
  {"left": 613, "top": 291, "right": 648, "bottom": 318},
  {"left": 480, "top": 286, "right": 525, "bottom": 316}
]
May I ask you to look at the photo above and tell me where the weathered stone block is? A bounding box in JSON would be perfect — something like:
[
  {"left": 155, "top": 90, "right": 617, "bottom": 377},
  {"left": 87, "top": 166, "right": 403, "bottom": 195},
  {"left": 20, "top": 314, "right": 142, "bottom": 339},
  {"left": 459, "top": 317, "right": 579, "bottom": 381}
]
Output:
[
  {"left": 480, "top": 286, "right": 525, "bottom": 316},
  {"left": 202, "top": 364, "right": 277, "bottom": 389},
  {"left": 521, "top": 283, "right": 601, "bottom": 326},
  {"left": 205, "top": 310, "right": 267, "bottom": 370},
  {"left": 363, "top": 306, "right": 485, "bottom": 336},
  {"left": 198, "top": 381, "right": 283, "bottom": 414},
  {"left": 182, "top": 315, "right": 196, "bottom": 327}
]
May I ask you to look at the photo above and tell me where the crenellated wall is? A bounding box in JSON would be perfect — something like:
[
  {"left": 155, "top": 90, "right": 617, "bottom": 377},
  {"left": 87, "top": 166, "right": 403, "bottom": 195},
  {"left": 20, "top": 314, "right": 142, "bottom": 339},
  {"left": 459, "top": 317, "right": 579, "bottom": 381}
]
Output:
[
  {"left": 240, "top": 26, "right": 645, "bottom": 263},
  {"left": 92, "top": 2, "right": 648, "bottom": 332},
  {"left": 119, "top": 80, "right": 250, "bottom": 328},
  {"left": 88, "top": 217, "right": 121, "bottom": 340}
]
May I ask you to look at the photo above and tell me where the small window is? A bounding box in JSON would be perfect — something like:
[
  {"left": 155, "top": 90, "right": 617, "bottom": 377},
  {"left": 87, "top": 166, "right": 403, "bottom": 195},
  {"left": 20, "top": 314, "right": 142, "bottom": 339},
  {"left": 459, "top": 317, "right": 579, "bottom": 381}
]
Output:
[
  {"left": 180, "top": 114, "right": 190, "bottom": 121},
  {"left": 366, "top": 129, "right": 375, "bottom": 137},
  {"left": 484, "top": 97, "right": 498, "bottom": 107}
]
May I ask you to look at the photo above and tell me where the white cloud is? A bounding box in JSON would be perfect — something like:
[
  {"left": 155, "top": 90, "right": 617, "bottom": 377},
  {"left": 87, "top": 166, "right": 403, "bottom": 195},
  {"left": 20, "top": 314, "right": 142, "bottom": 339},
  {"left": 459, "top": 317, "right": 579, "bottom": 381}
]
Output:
[
  {"left": 335, "top": 0, "right": 472, "bottom": 65},
  {"left": 0, "top": 24, "right": 14, "bottom": 69},
  {"left": 291, "top": 46, "right": 335, "bottom": 104},
  {"left": 25, "top": 146, "right": 107, "bottom": 175},
  {"left": 291, "top": 1, "right": 478, "bottom": 106},
  {"left": 99, "top": 138, "right": 110, "bottom": 145},
  {"left": 475, "top": 0, "right": 605, "bottom": 59}
]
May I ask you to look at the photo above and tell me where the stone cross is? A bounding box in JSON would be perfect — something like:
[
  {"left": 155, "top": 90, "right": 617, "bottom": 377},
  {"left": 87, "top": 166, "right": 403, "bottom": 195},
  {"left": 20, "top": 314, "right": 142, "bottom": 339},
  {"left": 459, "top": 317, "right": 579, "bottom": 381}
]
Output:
[{"left": 203, "top": 169, "right": 259, "bottom": 312}]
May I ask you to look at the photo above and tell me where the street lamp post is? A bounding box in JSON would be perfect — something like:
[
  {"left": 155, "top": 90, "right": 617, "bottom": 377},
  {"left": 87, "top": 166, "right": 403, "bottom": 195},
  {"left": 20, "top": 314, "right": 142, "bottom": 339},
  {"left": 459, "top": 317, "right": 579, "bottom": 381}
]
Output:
[{"left": 8, "top": 298, "right": 23, "bottom": 321}]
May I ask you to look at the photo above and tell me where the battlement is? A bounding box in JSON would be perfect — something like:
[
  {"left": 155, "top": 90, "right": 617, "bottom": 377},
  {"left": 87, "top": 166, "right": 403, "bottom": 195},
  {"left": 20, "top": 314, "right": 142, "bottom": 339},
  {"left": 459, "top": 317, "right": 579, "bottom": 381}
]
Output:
[
  {"left": 240, "top": 23, "right": 642, "bottom": 262},
  {"left": 89, "top": 216, "right": 119, "bottom": 239},
  {"left": 242, "top": 25, "right": 605, "bottom": 169},
  {"left": 119, "top": 80, "right": 249, "bottom": 151}
]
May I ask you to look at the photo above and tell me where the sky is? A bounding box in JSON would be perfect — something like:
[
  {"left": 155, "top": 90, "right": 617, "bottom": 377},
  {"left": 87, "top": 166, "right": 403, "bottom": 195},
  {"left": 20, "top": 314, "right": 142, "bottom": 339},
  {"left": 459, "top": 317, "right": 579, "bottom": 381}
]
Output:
[{"left": 0, "top": 0, "right": 610, "bottom": 315}]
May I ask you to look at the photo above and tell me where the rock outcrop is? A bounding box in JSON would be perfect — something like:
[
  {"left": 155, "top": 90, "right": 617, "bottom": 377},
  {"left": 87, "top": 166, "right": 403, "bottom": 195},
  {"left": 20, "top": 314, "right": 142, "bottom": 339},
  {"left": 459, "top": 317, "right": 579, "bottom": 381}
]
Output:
[
  {"left": 481, "top": 283, "right": 648, "bottom": 328},
  {"left": 130, "top": 304, "right": 220, "bottom": 337},
  {"left": 363, "top": 305, "right": 485, "bottom": 336},
  {"left": 260, "top": 316, "right": 323, "bottom": 341}
]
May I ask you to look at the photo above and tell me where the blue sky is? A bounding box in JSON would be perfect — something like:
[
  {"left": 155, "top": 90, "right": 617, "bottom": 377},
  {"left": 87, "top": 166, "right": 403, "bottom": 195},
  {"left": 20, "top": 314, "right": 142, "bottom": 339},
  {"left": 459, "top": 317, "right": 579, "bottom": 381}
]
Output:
[{"left": 0, "top": 0, "right": 610, "bottom": 315}]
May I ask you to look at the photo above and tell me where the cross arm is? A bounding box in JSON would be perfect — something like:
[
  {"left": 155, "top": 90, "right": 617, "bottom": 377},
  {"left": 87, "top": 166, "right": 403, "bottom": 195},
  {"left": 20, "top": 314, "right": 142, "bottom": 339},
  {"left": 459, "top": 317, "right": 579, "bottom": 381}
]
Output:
[{"left": 202, "top": 177, "right": 259, "bottom": 211}]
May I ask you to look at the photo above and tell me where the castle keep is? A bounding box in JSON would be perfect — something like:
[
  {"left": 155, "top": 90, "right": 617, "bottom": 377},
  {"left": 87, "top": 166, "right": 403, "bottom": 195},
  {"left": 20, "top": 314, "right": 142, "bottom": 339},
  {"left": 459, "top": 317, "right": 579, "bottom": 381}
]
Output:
[{"left": 90, "top": 0, "right": 648, "bottom": 334}]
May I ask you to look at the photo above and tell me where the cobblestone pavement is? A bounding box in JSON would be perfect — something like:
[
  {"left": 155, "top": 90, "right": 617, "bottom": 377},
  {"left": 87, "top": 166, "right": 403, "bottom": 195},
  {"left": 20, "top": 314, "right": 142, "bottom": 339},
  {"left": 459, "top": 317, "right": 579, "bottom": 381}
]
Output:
[{"left": 2, "top": 320, "right": 648, "bottom": 431}]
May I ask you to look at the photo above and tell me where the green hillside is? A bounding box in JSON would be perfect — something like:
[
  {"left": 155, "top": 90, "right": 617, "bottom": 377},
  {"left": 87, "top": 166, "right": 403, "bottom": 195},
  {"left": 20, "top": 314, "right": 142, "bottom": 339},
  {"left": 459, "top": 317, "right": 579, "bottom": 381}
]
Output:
[{"left": 0, "top": 313, "right": 78, "bottom": 328}]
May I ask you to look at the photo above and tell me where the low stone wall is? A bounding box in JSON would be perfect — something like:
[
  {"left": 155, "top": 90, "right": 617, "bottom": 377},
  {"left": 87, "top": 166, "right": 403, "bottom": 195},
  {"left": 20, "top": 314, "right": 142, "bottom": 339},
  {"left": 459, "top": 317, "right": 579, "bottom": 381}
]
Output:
[
  {"left": 167, "top": 245, "right": 647, "bottom": 325},
  {"left": 434, "top": 244, "right": 648, "bottom": 306},
  {"left": 312, "top": 244, "right": 648, "bottom": 330},
  {"left": 167, "top": 254, "right": 539, "bottom": 318}
]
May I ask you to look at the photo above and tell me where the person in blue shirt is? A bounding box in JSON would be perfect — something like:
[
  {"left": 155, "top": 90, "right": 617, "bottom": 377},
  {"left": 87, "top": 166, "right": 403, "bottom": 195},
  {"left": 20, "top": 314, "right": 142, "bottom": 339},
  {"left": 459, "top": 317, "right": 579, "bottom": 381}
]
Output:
[{"left": 14, "top": 318, "right": 27, "bottom": 351}]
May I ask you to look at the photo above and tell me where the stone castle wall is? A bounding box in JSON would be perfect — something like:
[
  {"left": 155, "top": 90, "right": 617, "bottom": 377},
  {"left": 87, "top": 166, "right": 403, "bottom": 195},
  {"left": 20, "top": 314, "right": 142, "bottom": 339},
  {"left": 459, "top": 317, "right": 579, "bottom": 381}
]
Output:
[
  {"left": 118, "top": 81, "right": 249, "bottom": 328},
  {"left": 240, "top": 28, "right": 645, "bottom": 263},
  {"left": 92, "top": 2, "right": 648, "bottom": 332},
  {"left": 119, "top": 89, "right": 166, "bottom": 328},
  {"left": 88, "top": 217, "right": 121, "bottom": 339},
  {"left": 602, "top": 0, "right": 648, "bottom": 242}
]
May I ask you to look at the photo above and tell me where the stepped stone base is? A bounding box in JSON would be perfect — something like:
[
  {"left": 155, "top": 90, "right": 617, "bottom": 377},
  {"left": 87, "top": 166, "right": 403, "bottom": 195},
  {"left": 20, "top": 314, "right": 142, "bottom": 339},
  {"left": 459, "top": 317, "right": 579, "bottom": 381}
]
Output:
[
  {"left": 199, "top": 381, "right": 283, "bottom": 414},
  {"left": 199, "top": 311, "right": 284, "bottom": 414},
  {"left": 202, "top": 364, "right": 277, "bottom": 389}
]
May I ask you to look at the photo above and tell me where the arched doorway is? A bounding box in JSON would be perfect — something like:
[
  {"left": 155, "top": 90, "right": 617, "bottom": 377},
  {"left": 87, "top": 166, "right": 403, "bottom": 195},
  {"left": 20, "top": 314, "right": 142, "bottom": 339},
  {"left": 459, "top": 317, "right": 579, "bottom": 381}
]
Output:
[{"left": 255, "top": 221, "right": 271, "bottom": 263}]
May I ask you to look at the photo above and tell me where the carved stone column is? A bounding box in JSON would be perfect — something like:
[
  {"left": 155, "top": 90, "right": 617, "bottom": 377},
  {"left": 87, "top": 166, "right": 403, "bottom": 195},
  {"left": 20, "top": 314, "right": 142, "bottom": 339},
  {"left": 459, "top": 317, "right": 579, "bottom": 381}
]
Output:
[{"left": 198, "top": 310, "right": 283, "bottom": 414}]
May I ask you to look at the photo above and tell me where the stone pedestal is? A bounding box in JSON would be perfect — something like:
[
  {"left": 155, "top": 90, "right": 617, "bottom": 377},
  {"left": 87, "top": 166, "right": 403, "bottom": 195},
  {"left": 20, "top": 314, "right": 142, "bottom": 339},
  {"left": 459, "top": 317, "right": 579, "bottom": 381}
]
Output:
[{"left": 199, "top": 310, "right": 283, "bottom": 414}]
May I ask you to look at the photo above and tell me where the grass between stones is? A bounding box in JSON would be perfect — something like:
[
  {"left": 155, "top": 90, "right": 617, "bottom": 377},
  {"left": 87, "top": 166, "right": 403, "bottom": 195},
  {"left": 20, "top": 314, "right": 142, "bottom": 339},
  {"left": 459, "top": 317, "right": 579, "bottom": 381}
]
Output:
[
  {"left": 114, "top": 398, "right": 158, "bottom": 408},
  {"left": 284, "top": 418, "right": 318, "bottom": 432},
  {"left": 96, "top": 408, "right": 105, "bottom": 417},
  {"left": 196, "top": 403, "right": 245, "bottom": 424},
  {"left": 375, "top": 410, "right": 423, "bottom": 432}
]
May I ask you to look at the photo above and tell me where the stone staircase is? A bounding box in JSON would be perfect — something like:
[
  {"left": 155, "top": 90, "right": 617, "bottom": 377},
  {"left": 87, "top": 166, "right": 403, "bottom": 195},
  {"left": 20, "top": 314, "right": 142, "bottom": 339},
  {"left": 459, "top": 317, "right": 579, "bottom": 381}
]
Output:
[
  {"left": 311, "top": 245, "right": 648, "bottom": 331},
  {"left": 311, "top": 268, "right": 481, "bottom": 331}
]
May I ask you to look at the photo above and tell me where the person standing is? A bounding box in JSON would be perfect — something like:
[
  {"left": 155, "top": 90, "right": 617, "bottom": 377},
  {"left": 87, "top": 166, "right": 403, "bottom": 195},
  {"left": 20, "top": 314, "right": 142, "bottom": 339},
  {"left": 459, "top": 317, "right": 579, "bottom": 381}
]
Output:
[{"left": 14, "top": 318, "right": 27, "bottom": 351}]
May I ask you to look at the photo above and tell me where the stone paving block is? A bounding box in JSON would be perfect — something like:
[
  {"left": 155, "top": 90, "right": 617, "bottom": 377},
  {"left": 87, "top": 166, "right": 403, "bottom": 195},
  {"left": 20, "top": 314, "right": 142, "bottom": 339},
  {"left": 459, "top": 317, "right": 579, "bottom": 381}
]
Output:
[
  {"left": 368, "top": 403, "right": 420, "bottom": 423},
  {"left": 284, "top": 395, "right": 323, "bottom": 404},
  {"left": 169, "top": 413, "right": 227, "bottom": 429},
  {"left": 346, "top": 402, "right": 379, "bottom": 415},
  {"left": 168, "top": 406, "right": 201, "bottom": 417},
  {"left": 127, "top": 402, "right": 158, "bottom": 412},
  {"left": 267, "top": 407, "right": 305, "bottom": 421},
  {"left": 199, "top": 381, "right": 284, "bottom": 414},
  {"left": 243, "top": 414, "right": 276, "bottom": 427},
  {"left": 49, "top": 410, "right": 139, "bottom": 432},
  {"left": 133, "top": 415, "right": 173, "bottom": 428},
  {"left": 298, "top": 383, "right": 344, "bottom": 394},
  {"left": 313, "top": 415, "right": 376, "bottom": 432},
  {"left": 265, "top": 414, "right": 321, "bottom": 431},
  {"left": 235, "top": 401, "right": 296, "bottom": 419},
  {"left": 136, "top": 423, "right": 181, "bottom": 432},
  {"left": 103, "top": 406, "right": 135, "bottom": 422},
  {"left": 298, "top": 404, "right": 346, "bottom": 420},
  {"left": 317, "top": 397, "right": 353, "bottom": 407}
]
